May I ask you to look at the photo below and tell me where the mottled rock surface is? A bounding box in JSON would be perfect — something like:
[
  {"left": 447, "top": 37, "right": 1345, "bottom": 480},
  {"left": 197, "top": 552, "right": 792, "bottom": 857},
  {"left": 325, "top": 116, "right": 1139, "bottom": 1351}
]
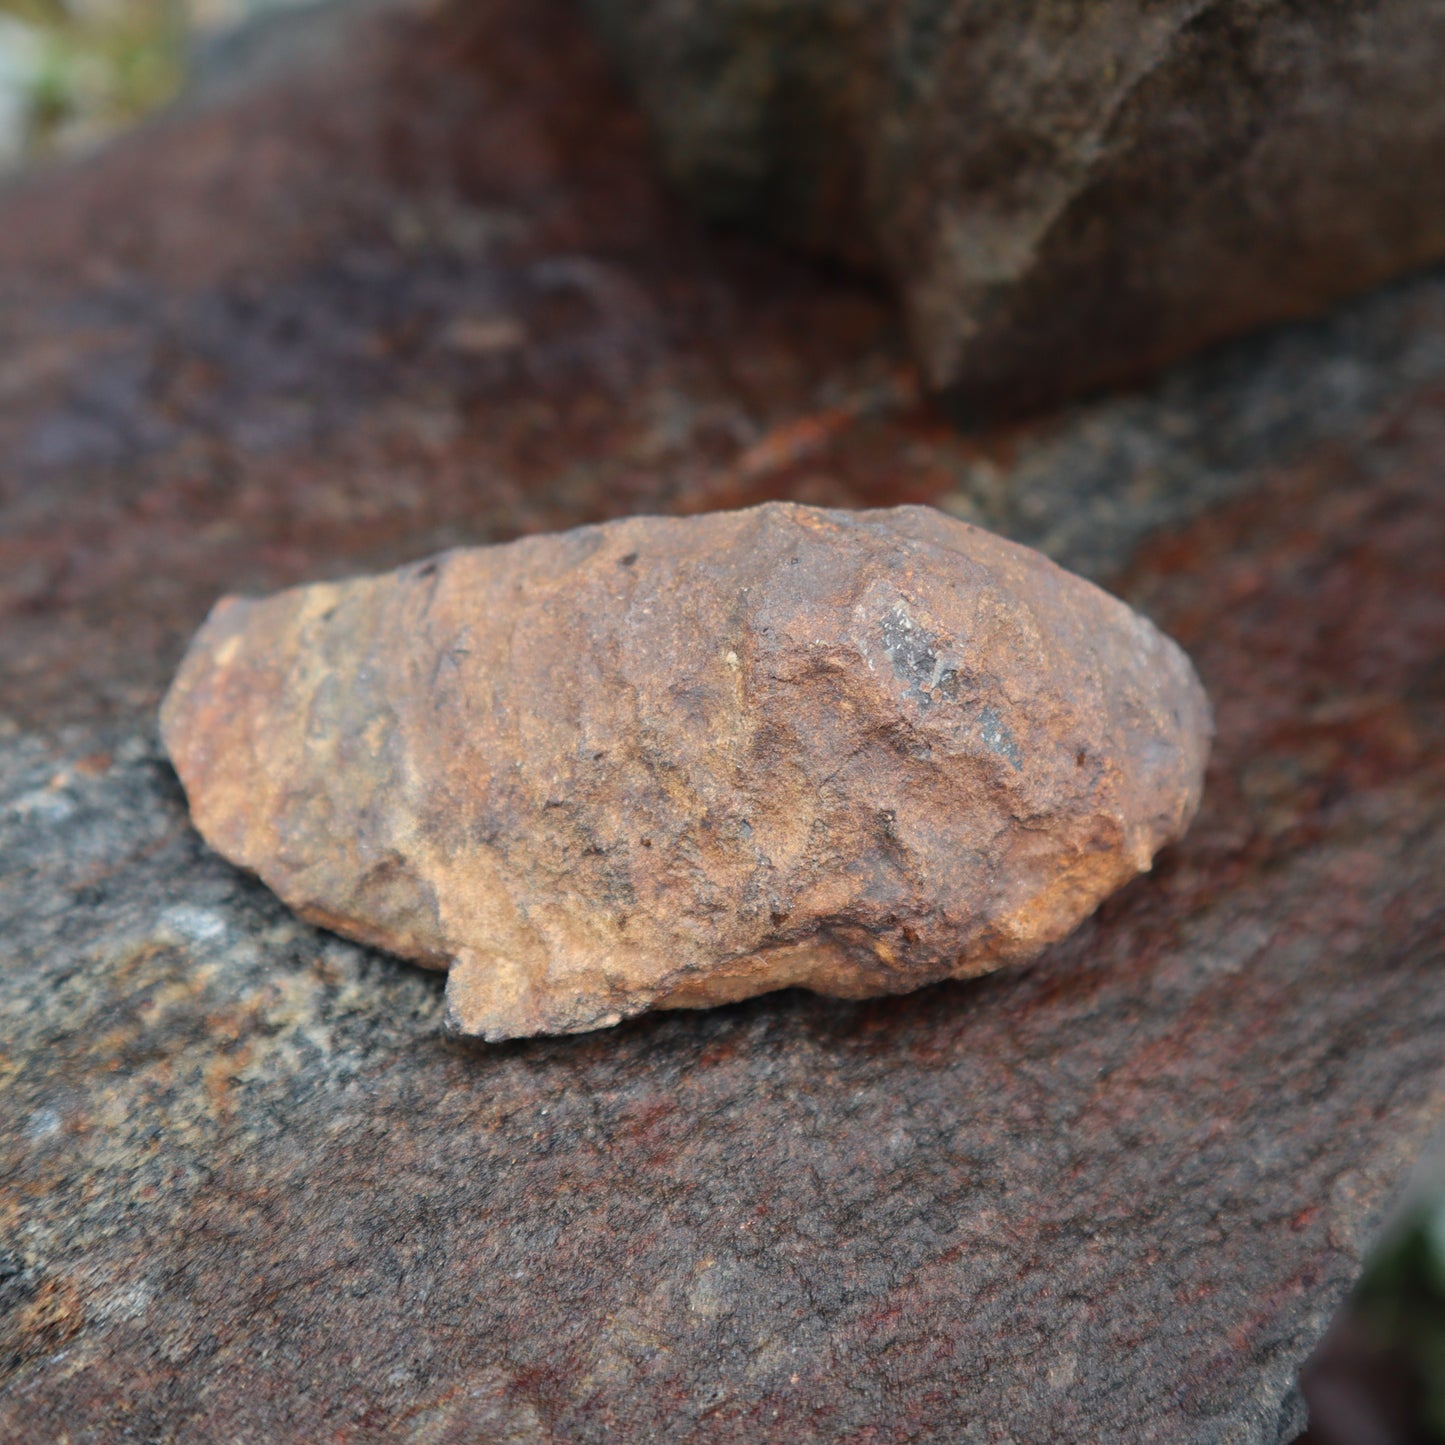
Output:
[
  {"left": 1, "top": 1, "right": 1444, "bottom": 1440},
  {"left": 160, "top": 504, "right": 1209, "bottom": 1039},
  {"left": 584, "top": 0, "right": 1445, "bottom": 412}
]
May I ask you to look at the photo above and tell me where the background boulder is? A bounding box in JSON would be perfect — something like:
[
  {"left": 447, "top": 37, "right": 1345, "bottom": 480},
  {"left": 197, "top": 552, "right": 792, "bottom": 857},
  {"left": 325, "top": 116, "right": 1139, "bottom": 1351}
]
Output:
[{"left": 585, "top": 0, "right": 1445, "bottom": 412}]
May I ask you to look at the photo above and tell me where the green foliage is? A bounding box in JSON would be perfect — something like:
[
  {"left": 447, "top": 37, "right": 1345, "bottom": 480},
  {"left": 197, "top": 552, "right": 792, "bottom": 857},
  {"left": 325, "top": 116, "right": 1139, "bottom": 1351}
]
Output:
[
  {"left": 1356, "top": 1190, "right": 1445, "bottom": 1440},
  {"left": 0, "top": 0, "right": 186, "bottom": 162}
]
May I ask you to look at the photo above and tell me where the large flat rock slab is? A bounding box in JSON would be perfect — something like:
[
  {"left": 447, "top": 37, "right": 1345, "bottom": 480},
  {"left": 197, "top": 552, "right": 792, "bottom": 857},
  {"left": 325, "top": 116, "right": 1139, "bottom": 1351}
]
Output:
[
  {"left": 1, "top": 0, "right": 1443, "bottom": 1439},
  {"left": 3, "top": 431, "right": 1442, "bottom": 1442}
]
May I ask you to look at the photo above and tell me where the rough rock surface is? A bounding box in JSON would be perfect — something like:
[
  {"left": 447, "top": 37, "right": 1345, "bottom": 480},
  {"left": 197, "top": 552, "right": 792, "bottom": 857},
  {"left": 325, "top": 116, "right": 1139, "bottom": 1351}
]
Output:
[
  {"left": 160, "top": 503, "right": 1209, "bottom": 1039},
  {"left": 2, "top": 0, "right": 1444, "bottom": 1440},
  {"left": 584, "top": 0, "right": 1445, "bottom": 412}
]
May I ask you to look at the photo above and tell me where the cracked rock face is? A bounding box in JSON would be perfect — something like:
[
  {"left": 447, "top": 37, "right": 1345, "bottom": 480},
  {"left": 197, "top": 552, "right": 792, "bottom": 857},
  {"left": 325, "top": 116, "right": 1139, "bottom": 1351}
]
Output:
[{"left": 159, "top": 503, "right": 1209, "bottom": 1040}]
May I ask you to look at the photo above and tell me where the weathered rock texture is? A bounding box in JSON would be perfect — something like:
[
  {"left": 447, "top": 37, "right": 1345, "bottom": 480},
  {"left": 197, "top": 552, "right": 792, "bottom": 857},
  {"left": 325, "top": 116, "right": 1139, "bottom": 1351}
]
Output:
[
  {"left": 3, "top": 0, "right": 1445, "bottom": 1439},
  {"left": 160, "top": 504, "right": 1209, "bottom": 1040},
  {"left": 584, "top": 0, "right": 1445, "bottom": 412}
]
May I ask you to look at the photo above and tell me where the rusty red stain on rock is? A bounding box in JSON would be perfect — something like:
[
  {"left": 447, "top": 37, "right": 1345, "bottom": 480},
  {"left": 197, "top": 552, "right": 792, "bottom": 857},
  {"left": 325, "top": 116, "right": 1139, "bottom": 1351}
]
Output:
[{"left": 160, "top": 503, "right": 1209, "bottom": 1039}]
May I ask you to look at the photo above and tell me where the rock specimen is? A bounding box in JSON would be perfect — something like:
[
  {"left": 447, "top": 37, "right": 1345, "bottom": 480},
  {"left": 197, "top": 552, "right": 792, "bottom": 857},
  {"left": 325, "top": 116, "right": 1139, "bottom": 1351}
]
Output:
[
  {"left": 584, "top": 0, "right": 1445, "bottom": 412},
  {"left": 160, "top": 503, "right": 1210, "bottom": 1039}
]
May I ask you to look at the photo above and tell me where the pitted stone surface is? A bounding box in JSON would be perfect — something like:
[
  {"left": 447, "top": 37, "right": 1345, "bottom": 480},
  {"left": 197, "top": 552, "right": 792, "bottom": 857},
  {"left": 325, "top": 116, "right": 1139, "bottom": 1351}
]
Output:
[{"left": 159, "top": 503, "right": 1209, "bottom": 1039}]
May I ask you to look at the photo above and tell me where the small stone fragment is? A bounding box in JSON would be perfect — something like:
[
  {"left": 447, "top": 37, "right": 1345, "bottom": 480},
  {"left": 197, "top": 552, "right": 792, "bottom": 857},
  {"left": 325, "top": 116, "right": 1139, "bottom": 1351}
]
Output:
[{"left": 160, "top": 503, "right": 1210, "bottom": 1040}]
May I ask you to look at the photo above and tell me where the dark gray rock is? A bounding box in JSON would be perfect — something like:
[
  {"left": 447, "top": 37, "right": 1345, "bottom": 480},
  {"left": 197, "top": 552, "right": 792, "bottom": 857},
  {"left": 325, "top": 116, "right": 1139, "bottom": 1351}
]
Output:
[{"left": 585, "top": 0, "right": 1445, "bottom": 412}]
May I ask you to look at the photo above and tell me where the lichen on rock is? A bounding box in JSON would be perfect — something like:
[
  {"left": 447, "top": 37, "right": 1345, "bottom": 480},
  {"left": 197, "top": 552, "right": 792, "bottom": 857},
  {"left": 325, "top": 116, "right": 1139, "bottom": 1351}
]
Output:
[{"left": 159, "top": 503, "right": 1210, "bottom": 1040}]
